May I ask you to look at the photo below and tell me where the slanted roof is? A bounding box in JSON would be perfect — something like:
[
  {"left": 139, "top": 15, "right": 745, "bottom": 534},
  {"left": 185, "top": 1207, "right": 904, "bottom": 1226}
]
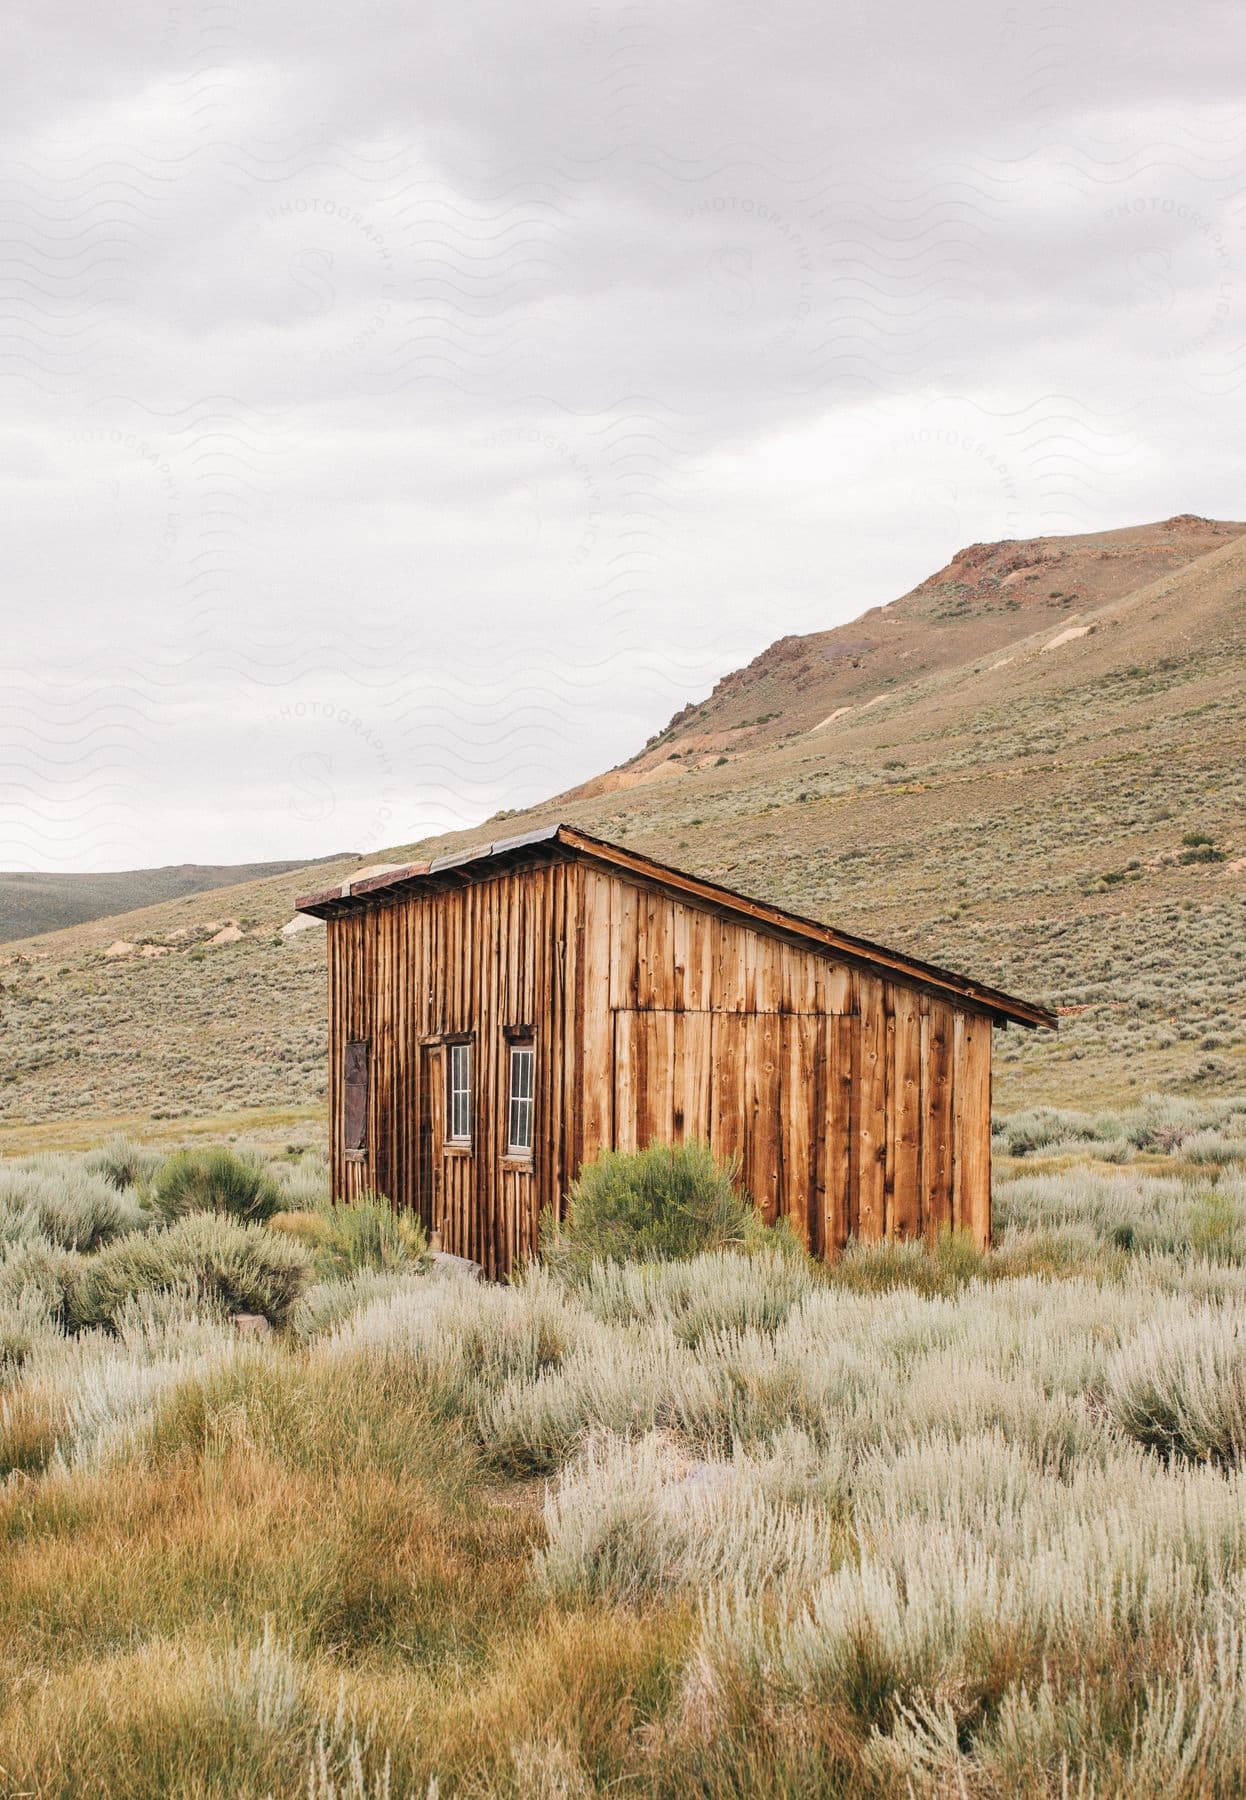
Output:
[{"left": 296, "top": 822, "right": 1056, "bottom": 1031}]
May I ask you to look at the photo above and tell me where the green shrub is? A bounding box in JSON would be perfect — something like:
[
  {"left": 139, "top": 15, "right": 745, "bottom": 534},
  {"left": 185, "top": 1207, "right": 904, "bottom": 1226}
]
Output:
[
  {"left": 0, "top": 1166, "right": 149, "bottom": 1252},
  {"left": 69, "top": 1214, "right": 312, "bottom": 1333},
  {"left": 1, "top": 1286, "right": 61, "bottom": 1378},
  {"left": 1106, "top": 1312, "right": 1246, "bottom": 1466},
  {"left": 1188, "top": 1189, "right": 1243, "bottom": 1259},
  {"left": 287, "top": 1269, "right": 419, "bottom": 1343},
  {"left": 0, "top": 1237, "right": 83, "bottom": 1329},
  {"left": 273, "top": 1154, "right": 330, "bottom": 1213},
  {"left": 993, "top": 1107, "right": 1089, "bottom": 1157},
  {"left": 83, "top": 1138, "right": 162, "bottom": 1192},
  {"left": 829, "top": 1229, "right": 986, "bottom": 1298},
  {"left": 314, "top": 1198, "right": 428, "bottom": 1277},
  {"left": 543, "top": 1141, "right": 765, "bottom": 1279},
  {"left": 153, "top": 1148, "right": 282, "bottom": 1226},
  {"left": 1184, "top": 1130, "right": 1245, "bottom": 1168},
  {"left": 272, "top": 1198, "right": 427, "bottom": 1279}
]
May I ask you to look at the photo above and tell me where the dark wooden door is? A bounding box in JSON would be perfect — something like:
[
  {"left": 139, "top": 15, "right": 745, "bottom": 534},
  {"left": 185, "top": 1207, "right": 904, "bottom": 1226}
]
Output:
[
  {"left": 343, "top": 1038, "right": 370, "bottom": 1157},
  {"left": 418, "top": 1045, "right": 445, "bottom": 1243}
]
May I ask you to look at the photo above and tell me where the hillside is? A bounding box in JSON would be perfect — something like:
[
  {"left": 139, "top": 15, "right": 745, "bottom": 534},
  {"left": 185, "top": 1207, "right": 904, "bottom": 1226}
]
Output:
[
  {"left": 2, "top": 514, "right": 1244, "bottom": 1137},
  {"left": 587, "top": 513, "right": 1244, "bottom": 784},
  {"left": 0, "top": 858, "right": 346, "bottom": 946}
]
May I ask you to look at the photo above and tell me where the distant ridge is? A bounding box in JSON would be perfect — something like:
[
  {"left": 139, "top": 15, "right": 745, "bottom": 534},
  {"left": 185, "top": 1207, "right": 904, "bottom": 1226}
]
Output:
[
  {"left": 0, "top": 857, "right": 348, "bottom": 945},
  {"left": 568, "top": 513, "right": 1245, "bottom": 792}
]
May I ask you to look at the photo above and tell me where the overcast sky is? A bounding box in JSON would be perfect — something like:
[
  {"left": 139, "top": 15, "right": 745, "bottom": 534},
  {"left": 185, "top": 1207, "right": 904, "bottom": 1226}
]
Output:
[{"left": 5, "top": 0, "right": 1246, "bottom": 871}]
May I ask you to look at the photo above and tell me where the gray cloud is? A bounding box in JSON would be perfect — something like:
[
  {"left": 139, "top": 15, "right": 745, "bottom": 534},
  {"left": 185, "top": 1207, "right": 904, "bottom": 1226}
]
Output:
[{"left": 3, "top": 0, "right": 1246, "bottom": 869}]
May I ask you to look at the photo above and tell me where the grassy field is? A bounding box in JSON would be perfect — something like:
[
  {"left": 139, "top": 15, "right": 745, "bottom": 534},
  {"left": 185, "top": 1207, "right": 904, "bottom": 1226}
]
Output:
[
  {"left": 0, "top": 1105, "right": 326, "bottom": 1159},
  {"left": 4, "top": 1102, "right": 1246, "bottom": 1796}
]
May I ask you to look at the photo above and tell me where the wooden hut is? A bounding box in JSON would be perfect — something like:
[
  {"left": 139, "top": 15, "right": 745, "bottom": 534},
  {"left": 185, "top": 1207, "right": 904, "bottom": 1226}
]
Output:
[{"left": 296, "top": 823, "right": 1054, "bottom": 1277}]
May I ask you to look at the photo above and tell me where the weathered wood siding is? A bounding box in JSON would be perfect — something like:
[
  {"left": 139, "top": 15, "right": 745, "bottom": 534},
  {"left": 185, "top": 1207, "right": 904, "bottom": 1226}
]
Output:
[
  {"left": 327, "top": 859, "right": 578, "bottom": 1278},
  {"left": 326, "top": 855, "right": 996, "bottom": 1276},
  {"left": 572, "top": 867, "right": 993, "bottom": 1257}
]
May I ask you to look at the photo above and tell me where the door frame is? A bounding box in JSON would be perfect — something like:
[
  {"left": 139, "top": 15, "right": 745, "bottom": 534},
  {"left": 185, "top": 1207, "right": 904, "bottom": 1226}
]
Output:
[{"left": 417, "top": 1041, "right": 446, "bottom": 1243}]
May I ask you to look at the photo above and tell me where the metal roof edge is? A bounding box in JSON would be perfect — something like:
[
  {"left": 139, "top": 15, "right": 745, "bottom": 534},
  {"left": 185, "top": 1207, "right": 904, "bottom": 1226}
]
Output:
[
  {"left": 295, "top": 823, "right": 567, "bottom": 914},
  {"left": 489, "top": 823, "right": 564, "bottom": 854}
]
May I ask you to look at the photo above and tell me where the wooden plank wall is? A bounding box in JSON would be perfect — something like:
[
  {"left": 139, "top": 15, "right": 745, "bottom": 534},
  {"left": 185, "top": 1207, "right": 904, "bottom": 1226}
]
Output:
[
  {"left": 326, "top": 857, "right": 996, "bottom": 1275},
  {"left": 326, "top": 859, "right": 578, "bottom": 1278},
  {"left": 572, "top": 869, "right": 994, "bottom": 1252}
]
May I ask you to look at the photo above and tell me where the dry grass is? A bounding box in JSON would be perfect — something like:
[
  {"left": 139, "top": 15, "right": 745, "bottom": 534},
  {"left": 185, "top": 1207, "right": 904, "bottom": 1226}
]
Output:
[
  {"left": 0, "top": 1105, "right": 327, "bottom": 1161},
  {"left": 0, "top": 1337, "right": 679, "bottom": 1800},
  {"left": 3, "top": 1115, "right": 1246, "bottom": 1794}
]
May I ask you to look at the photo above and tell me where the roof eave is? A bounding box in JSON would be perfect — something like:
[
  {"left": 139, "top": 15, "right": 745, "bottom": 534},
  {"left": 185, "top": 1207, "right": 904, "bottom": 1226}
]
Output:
[
  {"left": 557, "top": 826, "right": 1056, "bottom": 1032},
  {"left": 294, "top": 825, "right": 565, "bottom": 918},
  {"left": 296, "top": 821, "right": 1056, "bottom": 1032}
]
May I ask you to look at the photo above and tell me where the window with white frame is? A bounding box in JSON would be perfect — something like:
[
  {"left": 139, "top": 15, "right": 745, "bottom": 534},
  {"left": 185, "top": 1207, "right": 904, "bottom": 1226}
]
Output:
[
  {"left": 507, "top": 1041, "right": 535, "bottom": 1156},
  {"left": 447, "top": 1041, "right": 472, "bottom": 1145}
]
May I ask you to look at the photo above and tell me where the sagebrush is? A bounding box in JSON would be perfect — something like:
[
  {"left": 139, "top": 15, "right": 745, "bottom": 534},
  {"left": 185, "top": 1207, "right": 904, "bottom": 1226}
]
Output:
[{"left": 1, "top": 1113, "right": 1245, "bottom": 1795}]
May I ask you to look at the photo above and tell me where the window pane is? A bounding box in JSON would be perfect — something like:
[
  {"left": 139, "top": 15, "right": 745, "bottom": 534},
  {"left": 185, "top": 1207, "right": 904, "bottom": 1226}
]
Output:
[
  {"left": 447, "top": 1043, "right": 471, "bottom": 1143},
  {"left": 508, "top": 1045, "right": 534, "bottom": 1153}
]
